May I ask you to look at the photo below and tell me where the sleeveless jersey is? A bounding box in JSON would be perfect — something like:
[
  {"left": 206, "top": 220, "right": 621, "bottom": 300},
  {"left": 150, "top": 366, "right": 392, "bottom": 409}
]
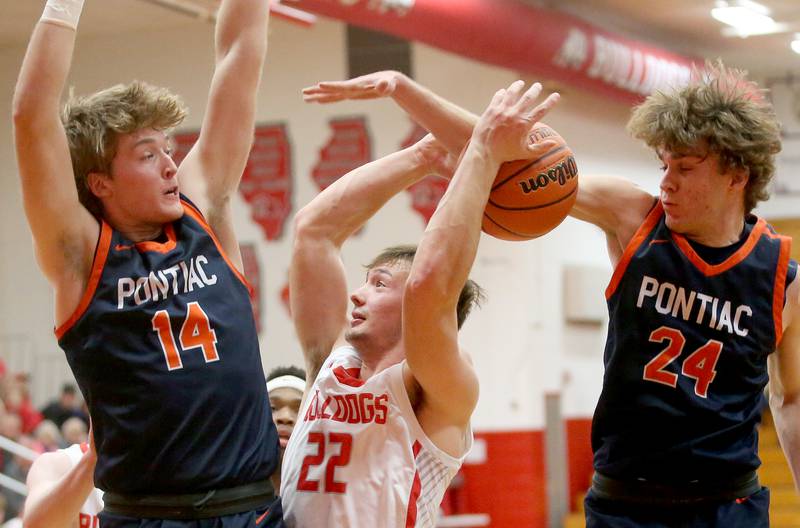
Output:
[
  {"left": 56, "top": 198, "right": 278, "bottom": 494},
  {"left": 593, "top": 202, "right": 794, "bottom": 483},
  {"left": 281, "top": 346, "right": 471, "bottom": 528},
  {"left": 63, "top": 443, "right": 104, "bottom": 527}
]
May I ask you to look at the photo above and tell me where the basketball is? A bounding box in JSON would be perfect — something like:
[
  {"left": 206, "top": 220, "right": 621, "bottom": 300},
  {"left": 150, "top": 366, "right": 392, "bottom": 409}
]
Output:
[{"left": 482, "top": 123, "right": 578, "bottom": 241}]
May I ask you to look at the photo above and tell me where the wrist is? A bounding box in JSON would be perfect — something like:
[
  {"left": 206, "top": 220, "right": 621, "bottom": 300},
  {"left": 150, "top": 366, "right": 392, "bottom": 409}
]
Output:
[{"left": 41, "top": 0, "right": 85, "bottom": 30}]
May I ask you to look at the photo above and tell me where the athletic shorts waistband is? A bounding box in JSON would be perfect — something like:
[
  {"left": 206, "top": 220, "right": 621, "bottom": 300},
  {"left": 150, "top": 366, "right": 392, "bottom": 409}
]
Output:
[
  {"left": 103, "top": 479, "right": 275, "bottom": 520},
  {"left": 590, "top": 470, "right": 761, "bottom": 505}
]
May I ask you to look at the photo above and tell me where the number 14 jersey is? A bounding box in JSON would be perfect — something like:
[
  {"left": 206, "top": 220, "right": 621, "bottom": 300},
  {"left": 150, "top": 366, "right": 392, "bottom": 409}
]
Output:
[{"left": 281, "top": 346, "right": 471, "bottom": 528}]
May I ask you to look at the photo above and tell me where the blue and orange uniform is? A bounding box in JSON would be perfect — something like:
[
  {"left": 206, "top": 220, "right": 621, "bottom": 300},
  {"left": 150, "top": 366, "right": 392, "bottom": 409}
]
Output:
[
  {"left": 56, "top": 197, "right": 282, "bottom": 526},
  {"left": 586, "top": 202, "right": 796, "bottom": 527}
]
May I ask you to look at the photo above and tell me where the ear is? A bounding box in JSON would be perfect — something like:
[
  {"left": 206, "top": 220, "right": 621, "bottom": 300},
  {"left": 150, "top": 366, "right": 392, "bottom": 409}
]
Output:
[
  {"left": 729, "top": 166, "right": 749, "bottom": 190},
  {"left": 86, "top": 171, "right": 113, "bottom": 198}
]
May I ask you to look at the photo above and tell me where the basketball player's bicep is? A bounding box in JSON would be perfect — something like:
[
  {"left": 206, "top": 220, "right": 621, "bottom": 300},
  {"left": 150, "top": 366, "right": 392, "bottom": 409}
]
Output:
[
  {"left": 403, "top": 301, "right": 479, "bottom": 422},
  {"left": 572, "top": 174, "right": 654, "bottom": 240},
  {"left": 290, "top": 235, "right": 348, "bottom": 362}
]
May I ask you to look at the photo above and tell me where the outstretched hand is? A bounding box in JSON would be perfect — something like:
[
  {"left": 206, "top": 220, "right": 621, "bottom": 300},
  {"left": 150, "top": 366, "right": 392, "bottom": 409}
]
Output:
[
  {"left": 472, "top": 80, "right": 560, "bottom": 164},
  {"left": 302, "top": 71, "right": 403, "bottom": 104}
]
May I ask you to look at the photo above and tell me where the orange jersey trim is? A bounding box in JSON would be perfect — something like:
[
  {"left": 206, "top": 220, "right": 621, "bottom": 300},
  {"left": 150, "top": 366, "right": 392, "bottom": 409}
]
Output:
[
  {"left": 605, "top": 200, "right": 662, "bottom": 300},
  {"left": 133, "top": 223, "right": 177, "bottom": 254},
  {"left": 55, "top": 221, "right": 113, "bottom": 340},
  {"left": 180, "top": 200, "right": 252, "bottom": 291},
  {"left": 671, "top": 218, "right": 767, "bottom": 277},
  {"left": 771, "top": 234, "right": 792, "bottom": 348}
]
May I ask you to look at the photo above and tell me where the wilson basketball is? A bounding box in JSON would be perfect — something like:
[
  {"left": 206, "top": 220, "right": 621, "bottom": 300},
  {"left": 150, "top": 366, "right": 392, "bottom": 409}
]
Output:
[{"left": 482, "top": 123, "right": 578, "bottom": 241}]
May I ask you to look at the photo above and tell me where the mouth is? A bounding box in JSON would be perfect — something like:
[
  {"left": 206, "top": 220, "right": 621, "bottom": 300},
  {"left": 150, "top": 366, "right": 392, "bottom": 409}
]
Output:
[{"left": 164, "top": 186, "right": 179, "bottom": 198}]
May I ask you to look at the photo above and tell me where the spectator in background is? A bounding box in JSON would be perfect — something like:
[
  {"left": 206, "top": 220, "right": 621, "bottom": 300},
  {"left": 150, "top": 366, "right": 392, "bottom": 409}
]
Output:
[
  {"left": 61, "top": 417, "right": 88, "bottom": 446},
  {"left": 41, "top": 383, "right": 87, "bottom": 429},
  {"left": 266, "top": 366, "right": 306, "bottom": 491},
  {"left": 3, "top": 374, "right": 42, "bottom": 435},
  {"left": 33, "top": 420, "right": 64, "bottom": 452}
]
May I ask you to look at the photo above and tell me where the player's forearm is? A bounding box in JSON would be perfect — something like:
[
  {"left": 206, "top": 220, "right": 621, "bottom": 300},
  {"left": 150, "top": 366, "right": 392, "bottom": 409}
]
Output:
[
  {"left": 412, "top": 143, "right": 496, "bottom": 298},
  {"left": 294, "top": 147, "right": 431, "bottom": 247},
  {"left": 770, "top": 395, "right": 800, "bottom": 492},
  {"left": 12, "top": 13, "right": 79, "bottom": 127},
  {"left": 392, "top": 75, "right": 478, "bottom": 155},
  {"left": 215, "top": 0, "right": 269, "bottom": 64},
  {"left": 24, "top": 455, "right": 96, "bottom": 528}
]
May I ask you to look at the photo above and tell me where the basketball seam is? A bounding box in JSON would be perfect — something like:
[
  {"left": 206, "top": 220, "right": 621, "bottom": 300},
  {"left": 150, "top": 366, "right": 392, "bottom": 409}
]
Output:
[
  {"left": 488, "top": 185, "right": 578, "bottom": 211},
  {"left": 482, "top": 211, "right": 530, "bottom": 239},
  {"left": 491, "top": 145, "right": 568, "bottom": 191}
]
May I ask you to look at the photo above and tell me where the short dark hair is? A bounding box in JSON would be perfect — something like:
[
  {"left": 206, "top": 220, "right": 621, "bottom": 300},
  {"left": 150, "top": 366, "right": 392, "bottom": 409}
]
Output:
[
  {"left": 366, "top": 244, "right": 486, "bottom": 329},
  {"left": 266, "top": 365, "right": 307, "bottom": 382},
  {"left": 61, "top": 383, "right": 77, "bottom": 395}
]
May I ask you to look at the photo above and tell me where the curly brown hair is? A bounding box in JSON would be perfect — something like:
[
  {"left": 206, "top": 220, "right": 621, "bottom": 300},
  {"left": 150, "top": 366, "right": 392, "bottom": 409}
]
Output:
[
  {"left": 366, "top": 244, "right": 486, "bottom": 329},
  {"left": 627, "top": 60, "right": 781, "bottom": 213},
  {"left": 62, "top": 81, "right": 187, "bottom": 217}
]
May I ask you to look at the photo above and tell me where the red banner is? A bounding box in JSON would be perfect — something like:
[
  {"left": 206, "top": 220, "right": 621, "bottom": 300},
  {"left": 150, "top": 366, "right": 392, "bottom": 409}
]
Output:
[
  {"left": 311, "top": 117, "right": 372, "bottom": 191},
  {"left": 292, "top": 0, "right": 698, "bottom": 104},
  {"left": 171, "top": 131, "right": 199, "bottom": 168},
  {"left": 240, "top": 124, "right": 293, "bottom": 241},
  {"left": 240, "top": 243, "right": 263, "bottom": 334},
  {"left": 401, "top": 123, "right": 448, "bottom": 225},
  {"left": 171, "top": 126, "right": 293, "bottom": 242}
]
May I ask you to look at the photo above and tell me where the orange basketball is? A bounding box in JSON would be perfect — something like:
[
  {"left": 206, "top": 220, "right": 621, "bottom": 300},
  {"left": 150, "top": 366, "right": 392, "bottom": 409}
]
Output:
[{"left": 482, "top": 122, "right": 578, "bottom": 241}]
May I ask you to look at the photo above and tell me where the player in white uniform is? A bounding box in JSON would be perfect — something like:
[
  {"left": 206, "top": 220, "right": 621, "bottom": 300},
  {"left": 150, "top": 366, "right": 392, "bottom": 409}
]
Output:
[
  {"left": 24, "top": 441, "right": 103, "bottom": 528},
  {"left": 283, "top": 81, "right": 560, "bottom": 527}
]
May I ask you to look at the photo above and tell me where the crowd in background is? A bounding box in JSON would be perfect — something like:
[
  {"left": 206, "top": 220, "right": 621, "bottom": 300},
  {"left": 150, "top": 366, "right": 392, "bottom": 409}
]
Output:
[{"left": 0, "top": 359, "right": 89, "bottom": 522}]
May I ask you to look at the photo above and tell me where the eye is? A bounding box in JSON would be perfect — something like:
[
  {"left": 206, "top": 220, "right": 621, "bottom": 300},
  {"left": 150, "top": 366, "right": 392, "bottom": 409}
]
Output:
[
  {"left": 376, "top": 280, "right": 386, "bottom": 288},
  {"left": 659, "top": 164, "right": 667, "bottom": 172},
  {"left": 165, "top": 147, "right": 174, "bottom": 158},
  {"left": 142, "top": 151, "right": 155, "bottom": 160}
]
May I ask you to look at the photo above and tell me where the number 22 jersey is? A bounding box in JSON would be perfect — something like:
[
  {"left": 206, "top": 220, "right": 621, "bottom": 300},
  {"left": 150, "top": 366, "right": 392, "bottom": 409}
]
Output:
[
  {"left": 281, "top": 346, "right": 471, "bottom": 528},
  {"left": 593, "top": 201, "right": 795, "bottom": 482}
]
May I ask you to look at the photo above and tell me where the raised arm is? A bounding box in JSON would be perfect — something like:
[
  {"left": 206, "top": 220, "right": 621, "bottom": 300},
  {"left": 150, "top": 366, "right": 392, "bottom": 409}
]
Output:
[
  {"left": 303, "top": 71, "right": 477, "bottom": 155},
  {"left": 178, "top": 0, "right": 269, "bottom": 265},
  {"left": 12, "top": 1, "right": 99, "bottom": 291},
  {"left": 23, "top": 447, "right": 97, "bottom": 528},
  {"left": 290, "top": 137, "right": 454, "bottom": 383},
  {"left": 303, "top": 72, "right": 658, "bottom": 260},
  {"left": 769, "top": 275, "right": 800, "bottom": 492},
  {"left": 403, "top": 81, "right": 559, "bottom": 426}
]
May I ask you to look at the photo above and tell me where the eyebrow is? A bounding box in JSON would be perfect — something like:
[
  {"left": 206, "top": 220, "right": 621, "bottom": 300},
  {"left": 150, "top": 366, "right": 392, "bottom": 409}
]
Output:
[{"left": 366, "top": 268, "right": 393, "bottom": 280}]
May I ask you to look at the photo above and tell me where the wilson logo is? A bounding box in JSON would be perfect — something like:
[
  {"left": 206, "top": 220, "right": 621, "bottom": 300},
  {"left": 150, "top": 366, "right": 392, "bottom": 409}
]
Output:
[{"left": 518, "top": 155, "right": 578, "bottom": 194}]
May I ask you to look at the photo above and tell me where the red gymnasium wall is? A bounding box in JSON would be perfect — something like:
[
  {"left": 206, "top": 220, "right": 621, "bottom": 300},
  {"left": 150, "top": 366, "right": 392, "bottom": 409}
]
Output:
[{"left": 449, "top": 418, "right": 593, "bottom": 527}]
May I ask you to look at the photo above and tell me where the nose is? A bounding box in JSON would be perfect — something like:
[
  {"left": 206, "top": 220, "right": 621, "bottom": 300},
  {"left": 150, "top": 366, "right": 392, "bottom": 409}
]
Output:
[
  {"left": 274, "top": 407, "right": 295, "bottom": 426},
  {"left": 350, "top": 285, "right": 366, "bottom": 307},
  {"left": 659, "top": 166, "right": 677, "bottom": 194},
  {"left": 163, "top": 152, "right": 178, "bottom": 179}
]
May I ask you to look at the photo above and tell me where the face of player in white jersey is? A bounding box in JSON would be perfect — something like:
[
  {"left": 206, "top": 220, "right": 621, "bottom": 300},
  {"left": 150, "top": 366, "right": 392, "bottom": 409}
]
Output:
[{"left": 345, "top": 261, "right": 410, "bottom": 355}]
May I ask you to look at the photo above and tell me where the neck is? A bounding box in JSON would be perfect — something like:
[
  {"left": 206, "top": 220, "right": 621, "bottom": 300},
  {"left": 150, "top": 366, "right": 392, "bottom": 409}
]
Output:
[
  {"left": 355, "top": 342, "right": 405, "bottom": 380},
  {"left": 104, "top": 211, "right": 164, "bottom": 242},
  {"left": 684, "top": 206, "right": 746, "bottom": 248}
]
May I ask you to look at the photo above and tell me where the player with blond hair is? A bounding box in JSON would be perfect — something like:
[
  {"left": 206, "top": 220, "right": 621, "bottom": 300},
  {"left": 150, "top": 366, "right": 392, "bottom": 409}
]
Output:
[{"left": 13, "top": 0, "right": 283, "bottom": 525}]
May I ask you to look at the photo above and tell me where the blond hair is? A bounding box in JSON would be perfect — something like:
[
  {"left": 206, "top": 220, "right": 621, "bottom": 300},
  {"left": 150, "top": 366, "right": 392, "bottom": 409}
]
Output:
[
  {"left": 627, "top": 60, "right": 782, "bottom": 213},
  {"left": 62, "top": 81, "right": 187, "bottom": 217}
]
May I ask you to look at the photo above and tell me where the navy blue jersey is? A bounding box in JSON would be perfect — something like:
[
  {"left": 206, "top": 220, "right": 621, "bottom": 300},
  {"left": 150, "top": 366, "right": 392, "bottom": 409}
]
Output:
[
  {"left": 57, "top": 198, "right": 278, "bottom": 494},
  {"left": 593, "top": 202, "right": 794, "bottom": 483}
]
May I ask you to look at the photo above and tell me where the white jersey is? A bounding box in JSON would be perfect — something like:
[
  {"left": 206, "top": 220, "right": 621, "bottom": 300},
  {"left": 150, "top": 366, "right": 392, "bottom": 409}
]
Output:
[
  {"left": 63, "top": 443, "right": 104, "bottom": 527},
  {"left": 281, "top": 346, "right": 471, "bottom": 528}
]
